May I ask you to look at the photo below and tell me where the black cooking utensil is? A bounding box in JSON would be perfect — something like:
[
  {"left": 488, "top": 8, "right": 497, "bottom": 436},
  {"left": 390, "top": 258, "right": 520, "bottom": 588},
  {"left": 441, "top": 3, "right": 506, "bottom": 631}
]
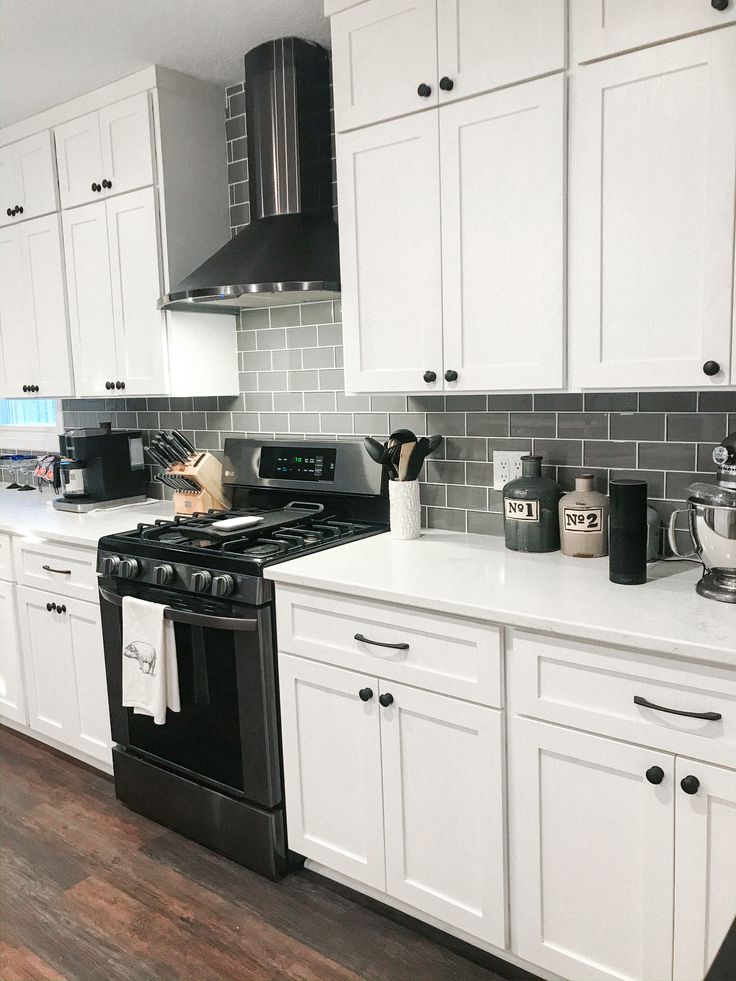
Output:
[{"left": 364, "top": 437, "right": 386, "bottom": 466}]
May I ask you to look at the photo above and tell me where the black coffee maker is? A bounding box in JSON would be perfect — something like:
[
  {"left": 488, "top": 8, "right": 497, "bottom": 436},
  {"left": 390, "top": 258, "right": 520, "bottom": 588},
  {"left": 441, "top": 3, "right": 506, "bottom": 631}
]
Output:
[{"left": 54, "top": 424, "right": 148, "bottom": 512}]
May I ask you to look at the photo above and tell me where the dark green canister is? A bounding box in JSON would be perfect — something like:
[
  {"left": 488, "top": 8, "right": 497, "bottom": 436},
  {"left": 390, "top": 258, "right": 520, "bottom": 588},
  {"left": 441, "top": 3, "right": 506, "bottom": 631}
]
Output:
[{"left": 503, "top": 455, "right": 561, "bottom": 552}]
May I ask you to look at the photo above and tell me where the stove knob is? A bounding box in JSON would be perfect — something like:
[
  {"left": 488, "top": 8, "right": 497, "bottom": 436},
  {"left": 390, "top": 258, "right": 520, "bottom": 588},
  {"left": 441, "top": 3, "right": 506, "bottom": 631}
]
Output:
[
  {"left": 118, "top": 558, "right": 140, "bottom": 579},
  {"left": 212, "top": 574, "right": 234, "bottom": 598},
  {"left": 153, "top": 564, "right": 175, "bottom": 586},
  {"left": 101, "top": 555, "right": 121, "bottom": 576},
  {"left": 190, "top": 570, "right": 212, "bottom": 592}
]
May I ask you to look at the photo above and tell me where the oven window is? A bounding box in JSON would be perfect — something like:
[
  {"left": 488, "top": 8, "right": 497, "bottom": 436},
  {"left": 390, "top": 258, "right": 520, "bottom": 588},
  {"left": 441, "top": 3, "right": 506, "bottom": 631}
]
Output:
[{"left": 127, "top": 623, "right": 244, "bottom": 792}]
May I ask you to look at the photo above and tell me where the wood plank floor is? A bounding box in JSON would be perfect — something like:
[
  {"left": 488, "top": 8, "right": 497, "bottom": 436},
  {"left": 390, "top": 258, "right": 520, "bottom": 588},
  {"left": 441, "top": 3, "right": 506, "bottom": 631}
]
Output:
[{"left": 0, "top": 727, "right": 514, "bottom": 981}]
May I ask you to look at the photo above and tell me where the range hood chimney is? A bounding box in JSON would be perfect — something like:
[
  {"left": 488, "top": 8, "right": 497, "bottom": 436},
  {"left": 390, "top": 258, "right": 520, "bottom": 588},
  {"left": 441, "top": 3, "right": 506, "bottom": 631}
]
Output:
[{"left": 159, "top": 38, "right": 339, "bottom": 312}]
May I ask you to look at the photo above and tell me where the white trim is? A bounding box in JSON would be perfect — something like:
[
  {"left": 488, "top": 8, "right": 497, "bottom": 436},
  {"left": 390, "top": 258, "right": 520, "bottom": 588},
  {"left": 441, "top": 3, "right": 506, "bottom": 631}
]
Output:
[{"left": 0, "top": 426, "right": 60, "bottom": 452}]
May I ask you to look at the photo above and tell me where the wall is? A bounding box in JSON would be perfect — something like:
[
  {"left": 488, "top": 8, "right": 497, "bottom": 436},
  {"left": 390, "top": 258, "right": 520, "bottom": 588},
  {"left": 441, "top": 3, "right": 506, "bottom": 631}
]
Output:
[{"left": 37, "top": 81, "right": 736, "bottom": 543}]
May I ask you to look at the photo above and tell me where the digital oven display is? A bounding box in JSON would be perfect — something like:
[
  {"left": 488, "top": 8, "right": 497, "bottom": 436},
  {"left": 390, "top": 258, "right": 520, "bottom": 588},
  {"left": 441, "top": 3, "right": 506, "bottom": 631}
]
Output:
[{"left": 259, "top": 446, "right": 337, "bottom": 482}]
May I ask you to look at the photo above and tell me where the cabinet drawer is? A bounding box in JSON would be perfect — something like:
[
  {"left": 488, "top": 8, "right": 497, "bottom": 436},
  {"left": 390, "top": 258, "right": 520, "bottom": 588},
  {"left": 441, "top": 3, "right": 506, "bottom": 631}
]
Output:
[
  {"left": 508, "top": 631, "right": 736, "bottom": 768},
  {"left": 13, "top": 538, "right": 98, "bottom": 602},
  {"left": 0, "top": 533, "right": 13, "bottom": 581},
  {"left": 276, "top": 586, "right": 502, "bottom": 706}
]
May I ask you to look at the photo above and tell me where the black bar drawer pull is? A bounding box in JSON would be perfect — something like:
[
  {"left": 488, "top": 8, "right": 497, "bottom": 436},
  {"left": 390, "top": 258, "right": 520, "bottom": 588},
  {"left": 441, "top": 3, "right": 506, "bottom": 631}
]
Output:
[
  {"left": 354, "top": 633, "right": 409, "bottom": 651},
  {"left": 634, "top": 695, "right": 722, "bottom": 722},
  {"left": 42, "top": 565, "right": 72, "bottom": 575}
]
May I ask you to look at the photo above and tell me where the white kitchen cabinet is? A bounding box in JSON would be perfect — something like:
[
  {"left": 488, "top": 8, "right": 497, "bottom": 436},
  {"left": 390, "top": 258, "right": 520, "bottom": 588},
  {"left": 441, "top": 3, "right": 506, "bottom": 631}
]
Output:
[
  {"left": 279, "top": 651, "right": 506, "bottom": 946},
  {"left": 571, "top": 0, "right": 736, "bottom": 64},
  {"left": 674, "top": 758, "right": 736, "bottom": 981},
  {"left": 0, "top": 213, "right": 73, "bottom": 397},
  {"left": 330, "top": 0, "right": 566, "bottom": 132},
  {"left": 0, "top": 130, "right": 58, "bottom": 227},
  {"left": 440, "top": 74, "right": 564, "bottom": 391},
  {"left": 338, "top": 112, "right": 444, "bottom": 393},
  {"left": 0, "top": 580, "right": 26, "bottom": 726},
  {"left": 17, "top": 585, "right": 111, "bottom": 766},
  {"left": 54, "top": 92, "right": 154, "bottom": 210},
  {"left": 278, "top": 654, "right": 387, "bottom": 890},
  {"left": 436, "top": 1, "right": 565, "bottom": 106},
  {"left": 381, "top": 681, "right": 506, "bottom": 946},
  {"left": 62, "top": 199, "right": 118, "bottom": 394},
  {"left": 570, "top": 31, "right": 736, "bottom": 390},
  {"left": 331, "top": 0, "right": 439, "bottom": 132},
  {"left": 509, "top": 717, "right": 675, "bottom": 981}
]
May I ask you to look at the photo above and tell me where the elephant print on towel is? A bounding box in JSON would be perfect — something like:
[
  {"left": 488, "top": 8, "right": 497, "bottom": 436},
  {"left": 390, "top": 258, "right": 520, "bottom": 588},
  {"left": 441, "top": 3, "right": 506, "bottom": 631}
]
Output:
[{"left": 124, "top": 641, "right": 157, "bottom": 675}]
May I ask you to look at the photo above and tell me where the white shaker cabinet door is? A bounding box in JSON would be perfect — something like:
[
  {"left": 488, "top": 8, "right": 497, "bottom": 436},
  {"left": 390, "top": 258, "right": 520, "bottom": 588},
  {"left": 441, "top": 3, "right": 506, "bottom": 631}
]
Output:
[
  {"left": 21, "top": 214, "right": 73, "bottom": 396},
  {"left": 17, "top": 586, "right": 77, "bottom": 745},
  {"left": 63, "top": 200, "right": 118, "bottom": 396},
  {"left": 0, "top": 131, "right": 58, "bottom": 227},
  {"left": 437, "top": 0, "right": 565, "bottom": 103},
  {"left": 0, "top": 224, "right": 32, "bottom": 396},
  {"left": 441, "top": 74, "right": 565, "bottom": 391},
  {"left": 0, "top": 581, "right": 27, "bottom": 726},
  {"left": 571, "top": 0, "right": 736, "bottom": 64},
  {"left": 337, "top": 112, "right": 444, "bottom": 393},
  {"left": 380, "top": 682, "right": 506, "bottom": 947},
  {"left": 674, "top": 758, "right": 736, "bottom": 981},
  {"left": 331, "top": 0, "right": 438, "bottom": 132},
  {"left": 65, "top": 596, "right": 111, "bottom": 765},
  {"left": 98, "top": 92, "right": 155, "bottom": 199},
  {"left": 55, "top": 110, "right": 104, "bottom": 209},
  {"left": 106, "top": 187, "right": 167, "bottom": 396},
  {"left": 509, "top": 718, "right": 675, "bottom": 981},
  {"left": 278, "top": 654, "right": 386, "bottom": 890},
  {"left": 570, "top": 32, "right": 736, "bottom": 389}
]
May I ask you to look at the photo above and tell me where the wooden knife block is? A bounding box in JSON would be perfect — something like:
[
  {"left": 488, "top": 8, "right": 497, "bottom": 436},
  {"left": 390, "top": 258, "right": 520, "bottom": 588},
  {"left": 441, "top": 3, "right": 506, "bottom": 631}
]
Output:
[{"left": 168, "top": 452, "right": 229, "bottom": 515}]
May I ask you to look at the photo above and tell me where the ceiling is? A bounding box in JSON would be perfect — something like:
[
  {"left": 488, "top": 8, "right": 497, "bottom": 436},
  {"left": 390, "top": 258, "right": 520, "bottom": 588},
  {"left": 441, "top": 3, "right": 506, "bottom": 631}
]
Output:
[{"left": 0, "top": 0, "right": 331, "bottom": 128}]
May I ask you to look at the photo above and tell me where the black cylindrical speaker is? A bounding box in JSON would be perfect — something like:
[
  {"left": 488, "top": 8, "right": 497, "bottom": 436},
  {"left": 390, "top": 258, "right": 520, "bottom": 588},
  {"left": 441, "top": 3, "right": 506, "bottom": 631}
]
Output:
[{"left": 609, "top": 479, "right": 648, "bottom": 585}]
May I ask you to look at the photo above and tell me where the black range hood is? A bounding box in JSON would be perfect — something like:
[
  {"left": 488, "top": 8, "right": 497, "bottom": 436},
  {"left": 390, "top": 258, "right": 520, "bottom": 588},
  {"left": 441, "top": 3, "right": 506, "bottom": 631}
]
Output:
[{"left": 160, "top": 38, "right": 339, "bottom": 313}]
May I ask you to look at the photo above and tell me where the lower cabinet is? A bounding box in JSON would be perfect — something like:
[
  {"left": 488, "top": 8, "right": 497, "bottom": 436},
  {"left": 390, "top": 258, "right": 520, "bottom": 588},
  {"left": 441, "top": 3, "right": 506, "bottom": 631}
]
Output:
[
  {"left": 509, "top": 716, "right": 736, "bottom": 981},
  {"left": 0, "top": 579, "right": 27, "bottom": 725},
  {"left": 278, "top": 653, "right": 506, "bottom": 947},
  {"left": 17, "top": 585, "right": 111, "bottom": 765}
]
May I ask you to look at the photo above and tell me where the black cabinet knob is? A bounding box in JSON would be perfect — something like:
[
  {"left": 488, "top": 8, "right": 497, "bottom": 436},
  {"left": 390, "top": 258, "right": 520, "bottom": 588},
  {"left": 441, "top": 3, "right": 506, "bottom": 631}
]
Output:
[
  {"left": 18, "top": 205, "right": 23, "bottom": 214},
  {"left": 358, "top": 687, "right": 374, "bottom": 702},
  {"left": 56, "top": 604, "right": 66, "bottom": 614},
  {"left": 115, "top": 380, "right": 125, "bottom": 390},
  {"left": 444, "top": 369, "right": 458, "bottom": 382},
  {"left": 102, "top": 179, "right": 112, "bottom": 189},
  {"left": 6, "top": 208, "right": 11, "bottom": 217},
  {"left": 703, "top": 360, "right": 720, "bottom": 376},
  {"left": 417, "top": 83, "right": 432, "bottom": 98},
  {"left": 46, "top": 602, "right": 55, "bottom": 612},
  {"left": 712, "top": 0, "right": 729, "bottom": 10},
  {"left": 681, "top": 775, "right": 700, "bottom": 795},
  {"left": 22, "top": 385, "right": 28, "bottom": 392},
  {"left": 378, "top": 692, "right": 394, "bottom": 707},
  {"left": 646, "top": 766, "right": 665, "bottom": 785},
  {"left": 423, "top": 370, "right": 437, "bottom": 383},
  {"left": 439, "top": 76, "right": 454, "bottom": 91}
]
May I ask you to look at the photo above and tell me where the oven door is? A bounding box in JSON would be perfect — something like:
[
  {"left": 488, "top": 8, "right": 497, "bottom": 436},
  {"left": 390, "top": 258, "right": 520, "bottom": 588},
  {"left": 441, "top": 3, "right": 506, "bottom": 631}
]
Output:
[{"left": 99, "top": 581, "right": 282, "bottom": 809}]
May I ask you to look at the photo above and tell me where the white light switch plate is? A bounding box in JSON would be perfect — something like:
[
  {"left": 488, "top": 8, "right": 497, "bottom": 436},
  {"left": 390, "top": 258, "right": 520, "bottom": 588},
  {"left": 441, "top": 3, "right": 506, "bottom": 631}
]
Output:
[{"left": 493, "top": 451, "right": 525, "bottom": 490}]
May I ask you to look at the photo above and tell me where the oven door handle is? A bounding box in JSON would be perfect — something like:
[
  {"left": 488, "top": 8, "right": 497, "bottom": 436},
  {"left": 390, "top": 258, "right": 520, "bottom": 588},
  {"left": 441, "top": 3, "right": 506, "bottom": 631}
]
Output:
[{"left": 98, "top": 587, "right": 258, "bottom": 632}]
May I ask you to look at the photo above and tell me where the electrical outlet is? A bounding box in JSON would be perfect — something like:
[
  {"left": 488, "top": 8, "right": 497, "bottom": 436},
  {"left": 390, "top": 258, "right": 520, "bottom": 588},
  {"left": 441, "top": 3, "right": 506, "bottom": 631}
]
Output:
[{"left": 493, "top": 451, "right": 525, "bottom": 491}]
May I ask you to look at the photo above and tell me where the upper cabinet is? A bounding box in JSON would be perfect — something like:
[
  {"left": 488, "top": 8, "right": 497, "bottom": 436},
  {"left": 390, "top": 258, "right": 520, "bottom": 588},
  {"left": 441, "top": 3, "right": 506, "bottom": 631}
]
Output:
[
  {"left": 0, "top": 66, "right": 238, "bottom": 399},
  {"left": 570, "top": 31, "right": 736, "bottom": 389},
  {"left": 55, "top": 92, "right": 154, "bottom": 209},
  {"left": 338, "top": 73, "right": 565, "bottom": 393},
  {"left": 331, "top": 0, "right": 566, "bottom": 132},
  {"left": 571, "top": 0, "right": 736, "bottom": 64},
  {"left": 0, "top": 214, "right": 72, "bottom": 398},
  {"left": 0, "top": 130, "right": 58, "bottom": 227}
]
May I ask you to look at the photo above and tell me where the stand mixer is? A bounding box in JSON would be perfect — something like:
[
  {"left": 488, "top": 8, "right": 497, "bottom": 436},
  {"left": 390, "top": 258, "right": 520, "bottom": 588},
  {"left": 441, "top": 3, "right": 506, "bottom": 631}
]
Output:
[{"left": 669, "top": 429, "right": 736, "bottom": 603}]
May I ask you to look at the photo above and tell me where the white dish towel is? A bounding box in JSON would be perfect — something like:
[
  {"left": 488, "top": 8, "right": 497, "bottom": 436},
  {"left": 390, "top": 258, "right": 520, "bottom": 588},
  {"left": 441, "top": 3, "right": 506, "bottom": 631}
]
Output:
[{"left": 122, "top": 596, "right": 181, "bottom": 725}]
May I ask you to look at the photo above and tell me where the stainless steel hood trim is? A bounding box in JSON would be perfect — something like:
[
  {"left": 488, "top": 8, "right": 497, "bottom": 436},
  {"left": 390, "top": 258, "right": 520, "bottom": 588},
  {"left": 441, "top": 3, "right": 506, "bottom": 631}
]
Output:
[{"left": 160, "top": 280, "right": 339, "bottom": 306}]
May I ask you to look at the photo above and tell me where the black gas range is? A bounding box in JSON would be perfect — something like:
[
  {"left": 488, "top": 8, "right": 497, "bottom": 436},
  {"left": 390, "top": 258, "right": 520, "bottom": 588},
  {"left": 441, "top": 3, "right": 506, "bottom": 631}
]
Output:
[{"left": 98, "top": 438, "right": 387, "bottom": 880}]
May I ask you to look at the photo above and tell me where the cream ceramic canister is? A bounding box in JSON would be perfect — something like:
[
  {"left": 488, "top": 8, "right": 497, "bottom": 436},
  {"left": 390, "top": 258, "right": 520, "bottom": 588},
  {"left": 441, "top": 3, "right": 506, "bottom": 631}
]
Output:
[{"left": 559, "top": 474, "right": 609, "bottom": 558}]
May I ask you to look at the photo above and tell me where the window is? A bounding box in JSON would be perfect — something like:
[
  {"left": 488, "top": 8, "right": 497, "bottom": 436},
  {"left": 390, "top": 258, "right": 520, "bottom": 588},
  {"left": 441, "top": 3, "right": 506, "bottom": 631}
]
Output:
[{"left": 0, "top": 398, "right": 60, "bottom": 451}]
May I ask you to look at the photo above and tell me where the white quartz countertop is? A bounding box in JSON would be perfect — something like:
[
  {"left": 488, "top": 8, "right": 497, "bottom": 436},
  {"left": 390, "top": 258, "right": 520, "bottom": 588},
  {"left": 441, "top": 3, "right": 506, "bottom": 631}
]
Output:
[
  {"left": 0, "top": 492, "right": 174, "bottom": 548},
  {"left": 265, "top": 530, "right": 735, "bottom": 667}
]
